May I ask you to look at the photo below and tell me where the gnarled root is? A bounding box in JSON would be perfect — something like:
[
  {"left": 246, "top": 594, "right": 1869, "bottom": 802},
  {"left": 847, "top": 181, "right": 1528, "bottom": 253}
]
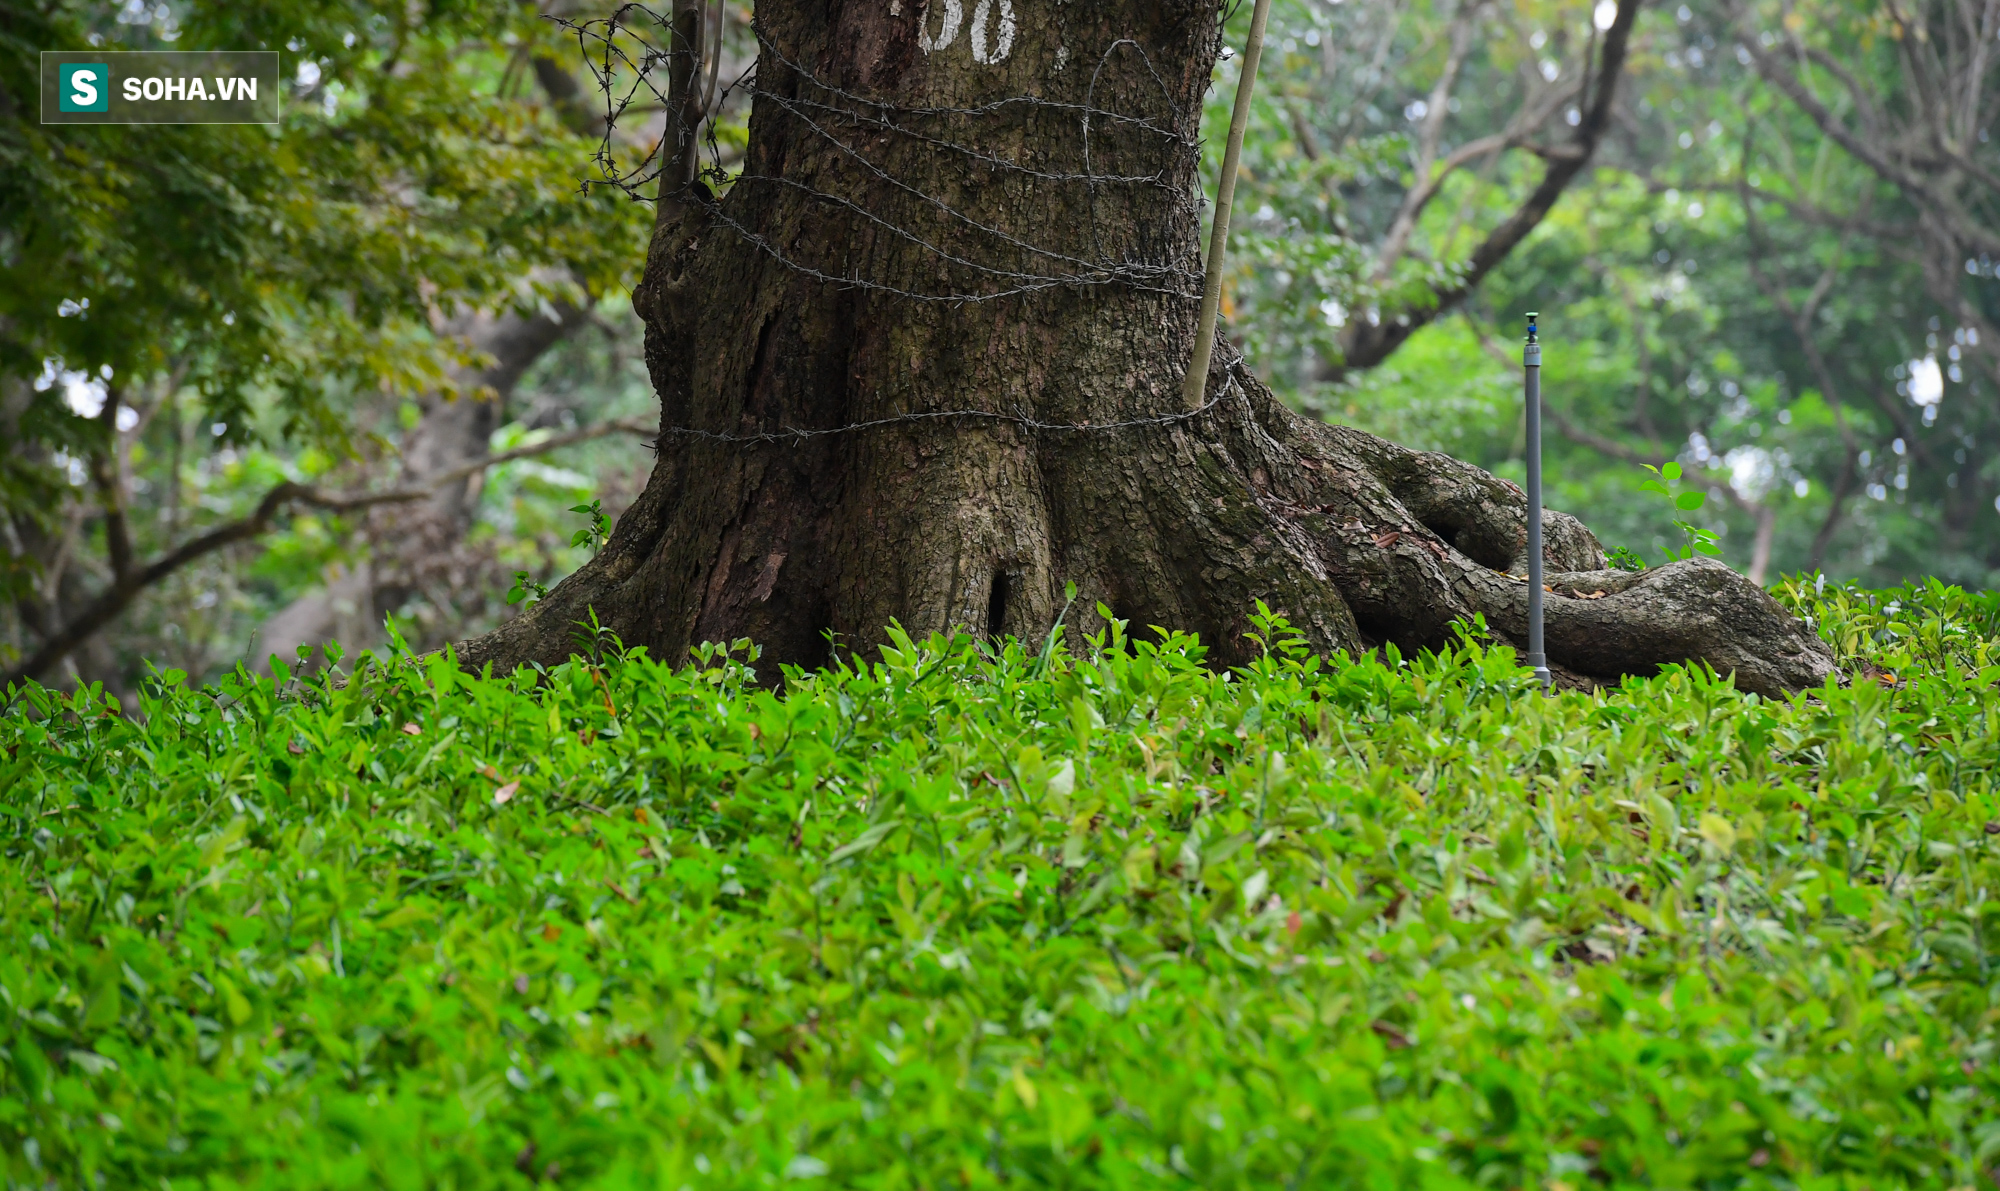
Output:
[
  {"left": 1470, "top": 560, "right": 1836, "bottom": 696},
  {"left": 1188, "top": 360, "right": 1838, "bottom": 697},
  {"left": 455, "top": 351, "right": 1838, "bottom": 699}
]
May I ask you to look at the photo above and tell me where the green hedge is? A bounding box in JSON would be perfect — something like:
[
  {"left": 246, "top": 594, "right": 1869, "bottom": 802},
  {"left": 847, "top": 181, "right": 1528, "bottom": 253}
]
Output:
[{"left": 3, "top": 581, "right": 1998, "bottom": 1189}]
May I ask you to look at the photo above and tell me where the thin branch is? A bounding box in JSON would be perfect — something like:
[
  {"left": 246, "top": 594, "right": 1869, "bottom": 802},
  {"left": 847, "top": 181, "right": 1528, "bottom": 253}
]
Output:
[
  {"left": 1808, "top": 452, "right": 1857, "bottom": 571},
  {"left": 1659, "top": 176, "right": 1917, "bottom": 240},
  {"left": 1345, "top": 3, "right": 1414, "bottom": 131},
  {"left": 1798, "top": 45, "right": 1886, "bottom": 133},
  {"left": 1610, "top": 275, "right": 1658, "bottom": 440},
  {"left": 1738, "top": 180, "right": 1866, "bottom": 573},
  {"left": 4, "top": 417, "right": 654, "bottom": 689},
  {"left": 1741, "top": 26, "right": 2000, "bottom": 257},
  {"left": 1339, "top": 0, "right": 1641, "bottom": 371},
  {"left": 1373, "top": 3, "right": 1482, "bottom": 278},
  {"left": 1374, "top": 132, "right": 1513, "bottom": 272},
  {"left": 90, "top": 390, "right": 137, "bottom": 584}
]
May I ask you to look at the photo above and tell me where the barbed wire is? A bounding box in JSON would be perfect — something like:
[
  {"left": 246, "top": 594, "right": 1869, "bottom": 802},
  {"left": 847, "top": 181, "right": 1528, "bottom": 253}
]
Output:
[
  {"left": 551, "top": 4, "right": 1235, "bottom": 446},
  {"left": 553, "top": 5, "right": 1205, "bottom": 304},
  {"left": 646, "top": 370, "right": 1249, "bottom": 451}
]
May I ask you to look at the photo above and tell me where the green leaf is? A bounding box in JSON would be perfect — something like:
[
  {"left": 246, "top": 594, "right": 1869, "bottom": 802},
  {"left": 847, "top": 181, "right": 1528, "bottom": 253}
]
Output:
[
  {"left": 198, "top": 816, "right": 249, "bottom": 871},
  {"left": 1675, "top": 491, "right": 1706, "bottom": 511},
  {"left": 1, "top": 576, "right": 1992, "bottom": 1184},
  {"left": 826, "top": 820, "right": 904, "bottom": 864},
  {"left": 1660, "top": 461, "right": 1682, "bottom": 480},
  {"left": 11, "top": 1039, "right": 47, "bottom": 1100},
  {"left": 1697, "top": 813, "right": 1737, "bottom": 852},
  {"left": 376, "top": 902, "right": 434, "bottom": 931},
  {"left": 66, "top": 1050, "right": 119, "bottom": 1076}
]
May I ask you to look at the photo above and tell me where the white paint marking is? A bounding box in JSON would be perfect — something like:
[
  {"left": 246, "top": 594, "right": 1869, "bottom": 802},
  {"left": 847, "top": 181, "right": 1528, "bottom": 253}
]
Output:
[
  {"left": 917, "top": 0, "right": 964, "bottom": 53},
  {"left": 969, "top": 0, "right": 1017, "bottom": 64}
]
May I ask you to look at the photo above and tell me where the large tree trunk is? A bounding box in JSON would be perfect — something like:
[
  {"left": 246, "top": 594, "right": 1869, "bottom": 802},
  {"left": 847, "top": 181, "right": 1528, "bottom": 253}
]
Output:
[{"left": 458, "top": 0, "right": 1835, "bottom": 697}]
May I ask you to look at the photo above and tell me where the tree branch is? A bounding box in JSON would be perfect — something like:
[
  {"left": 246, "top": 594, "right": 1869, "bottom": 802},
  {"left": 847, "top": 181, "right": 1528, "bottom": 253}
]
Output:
[
  {"left": 1660, "top": 176, "right": 1918, "bottom": 240},
  {"left": 3, "top": 417, "right": 654, "bottom": 690},
  {"left": 1338, "top": 0, "right": 1640, "bottom": 371},
  {"left": 1373, "top": 4, "right": 1482, "bottom": 279},
  {"left": 1740, "top": 25, "right": 2000, "bottom": 257}
]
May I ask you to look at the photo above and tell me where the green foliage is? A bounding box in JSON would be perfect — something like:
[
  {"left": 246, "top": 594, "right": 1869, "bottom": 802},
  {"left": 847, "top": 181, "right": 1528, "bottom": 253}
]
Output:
[
  {"left": 501, "top": 491, "right": 616, "bottom": 610},
  {"left": 1212, "top": 0, "right": 2000, "bottom": 588},
  {"left": 1640, "top": 462, "right": 1722, "bottom": 560},
  {"left": 1209, "top": 0, "right": 1599, "bottom": 385},
  {"left": 3, "top": 587, "right": 1999, "bottom": 1187},
  {"left": 503, "top": 571, "right": 550, "bottom": 609},
  {"left": 568, "top": 500, "right": 611, "bottom": 554},
  {"left": 1604, "top": 545, "right": 1648, "bottom": 573},
  {"left": 0, "top": 0, "right": 646, "bottom": 544}
]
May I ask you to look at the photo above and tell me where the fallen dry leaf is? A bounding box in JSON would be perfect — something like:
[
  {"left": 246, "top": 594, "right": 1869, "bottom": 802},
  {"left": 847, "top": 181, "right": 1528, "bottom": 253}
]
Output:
[
  {"left": 1371, "top": 529, "right": 1402, "bottom": 548},
  {"left": 493, "top": 781, "right": 520, "bottom": 805},
  {"left": 401, "top": 722, "right": 421, "bottom": 736}
]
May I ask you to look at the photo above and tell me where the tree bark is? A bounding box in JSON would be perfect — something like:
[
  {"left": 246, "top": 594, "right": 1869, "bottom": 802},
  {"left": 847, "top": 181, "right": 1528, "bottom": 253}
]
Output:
[{"left": 457, "top": 0, "right": 1835, "bottom": 698}]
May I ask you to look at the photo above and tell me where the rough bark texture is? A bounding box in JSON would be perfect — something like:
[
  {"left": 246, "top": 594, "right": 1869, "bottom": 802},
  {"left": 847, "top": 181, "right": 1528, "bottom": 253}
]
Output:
[{"left": 457, "top": 0, "right": 1836, "bottom": 697}]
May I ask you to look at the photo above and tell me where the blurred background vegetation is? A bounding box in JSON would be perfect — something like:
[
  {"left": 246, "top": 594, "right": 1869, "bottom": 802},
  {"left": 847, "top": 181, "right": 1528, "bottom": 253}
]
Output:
[{"left": 1, "top": 0, "right": 1994, "bottom": 698}]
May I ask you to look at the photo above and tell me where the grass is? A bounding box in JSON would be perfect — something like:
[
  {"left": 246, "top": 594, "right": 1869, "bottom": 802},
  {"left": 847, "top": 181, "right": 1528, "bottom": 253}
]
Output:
[{"left": 2, "top": 581, "right": 1998, "bottom": 1189}]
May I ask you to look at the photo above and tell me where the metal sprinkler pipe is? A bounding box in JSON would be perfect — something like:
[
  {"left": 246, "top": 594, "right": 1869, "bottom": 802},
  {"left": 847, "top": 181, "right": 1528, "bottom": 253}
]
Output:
[{"left": 1524, "top": 312, "right": 1551, "bottom": 690}]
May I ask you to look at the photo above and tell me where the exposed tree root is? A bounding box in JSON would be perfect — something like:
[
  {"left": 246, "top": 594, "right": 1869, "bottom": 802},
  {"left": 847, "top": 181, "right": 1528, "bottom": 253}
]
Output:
[
  {"left": 453, "top": 1, "right": 1834, "bottom": 697},
  {"left": 459, "top": 348, "right": 1836, "bottom": 698}
]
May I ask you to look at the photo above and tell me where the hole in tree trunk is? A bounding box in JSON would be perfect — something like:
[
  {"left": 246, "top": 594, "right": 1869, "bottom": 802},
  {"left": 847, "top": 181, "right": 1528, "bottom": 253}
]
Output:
[
  {"left": 1104, "top": 602, "right": 1142, "bottom": 653},
  {"left": 986, "top": 570, "right": 1010, "bottom": 639}
]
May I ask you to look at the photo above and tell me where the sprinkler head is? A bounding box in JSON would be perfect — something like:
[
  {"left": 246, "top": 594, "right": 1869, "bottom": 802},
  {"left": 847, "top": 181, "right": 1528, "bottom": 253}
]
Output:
[{"left": 1525, "top": 311, "right": 1539, "bottom": 343}]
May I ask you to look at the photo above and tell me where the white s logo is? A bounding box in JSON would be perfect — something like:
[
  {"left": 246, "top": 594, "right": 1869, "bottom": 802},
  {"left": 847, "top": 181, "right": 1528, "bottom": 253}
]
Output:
[{"left": 71, "top": 72, "right": 98, "bottom": 106}]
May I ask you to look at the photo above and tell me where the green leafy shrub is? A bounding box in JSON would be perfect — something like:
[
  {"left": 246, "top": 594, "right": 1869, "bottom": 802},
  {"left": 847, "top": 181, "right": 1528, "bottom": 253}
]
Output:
[
  {"left": 1605, "top": 545, "right": 1649, "bottom": 573},
  {"left": 1640, "top": 463, "right": 1722, "bottom": 562},
  {"left": 2, "top": 587, "right": 1998, "bottom": 1188}
]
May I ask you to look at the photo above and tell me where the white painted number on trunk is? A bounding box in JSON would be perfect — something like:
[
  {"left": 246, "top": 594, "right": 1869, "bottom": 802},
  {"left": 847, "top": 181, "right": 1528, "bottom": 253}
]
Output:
[
  {"left": 916, "top": 0, "right": 1015, "bottom": 65},
  {"left": 917, "top": 0, "right": 963, "bottom": 54},
  {"left": 970, "top": 0, "right": 1017, "bottom": 64}
]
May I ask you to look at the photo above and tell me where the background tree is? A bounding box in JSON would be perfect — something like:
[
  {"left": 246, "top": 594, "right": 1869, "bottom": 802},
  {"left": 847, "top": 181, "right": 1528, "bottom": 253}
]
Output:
[
  {"left": 1203, "top": 0, "right": 1644, "bottom": 382},
  {"left": 0, "top": 0, "right": 657, "bottom": 688},
  {"left": 1223, "top": 0, "right": 1999, "bottom": 590}
]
